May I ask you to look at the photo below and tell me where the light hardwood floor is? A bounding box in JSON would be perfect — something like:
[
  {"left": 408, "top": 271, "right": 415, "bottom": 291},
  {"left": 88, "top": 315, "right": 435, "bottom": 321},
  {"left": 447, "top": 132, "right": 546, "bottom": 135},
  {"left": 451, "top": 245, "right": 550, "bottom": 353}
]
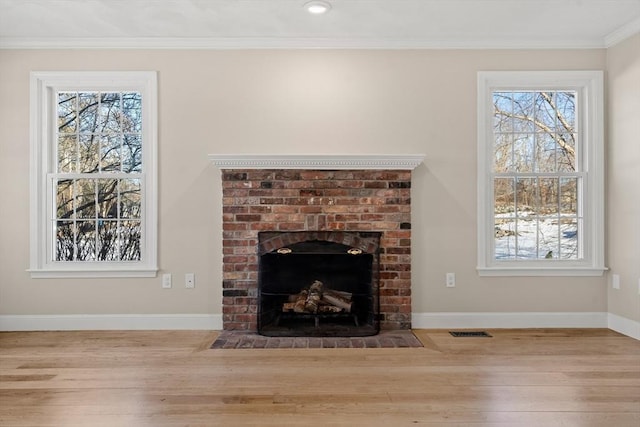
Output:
[{"left": 1, "top": 329, "right": 639, "bottom": 426}]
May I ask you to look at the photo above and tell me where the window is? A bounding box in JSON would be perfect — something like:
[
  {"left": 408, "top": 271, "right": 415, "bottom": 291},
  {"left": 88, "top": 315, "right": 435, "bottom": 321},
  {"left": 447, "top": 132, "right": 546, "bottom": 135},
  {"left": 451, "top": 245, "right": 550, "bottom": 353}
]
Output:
[
  {"left": 477, "top": 71, "right": 605, "bottom": 276},
  {"left": 30, "top": 72, "right": 157, "bottom": 278}
]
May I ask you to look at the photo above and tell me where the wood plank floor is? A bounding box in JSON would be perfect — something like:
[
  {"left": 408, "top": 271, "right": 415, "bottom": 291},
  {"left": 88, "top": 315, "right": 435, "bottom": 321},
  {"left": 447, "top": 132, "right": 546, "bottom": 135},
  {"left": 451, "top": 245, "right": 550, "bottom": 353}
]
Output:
[{"left": 0, "top": 329, "right": 638, "bottom": 426}]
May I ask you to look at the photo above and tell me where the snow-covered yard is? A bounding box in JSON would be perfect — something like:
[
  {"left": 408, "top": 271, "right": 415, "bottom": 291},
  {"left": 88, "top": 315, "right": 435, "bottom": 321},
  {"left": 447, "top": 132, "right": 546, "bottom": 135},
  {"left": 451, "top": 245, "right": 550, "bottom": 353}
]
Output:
[{"left": 495, "top": 213, "right": 579, "bottom": 260}]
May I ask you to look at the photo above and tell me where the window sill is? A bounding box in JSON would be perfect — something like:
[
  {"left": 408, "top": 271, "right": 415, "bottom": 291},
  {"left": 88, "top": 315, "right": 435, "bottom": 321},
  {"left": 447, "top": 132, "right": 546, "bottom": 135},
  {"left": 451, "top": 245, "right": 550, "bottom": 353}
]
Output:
[
  {"left": 477, "top": 266, "right": 608, "bottom": 277},
  {"left": 28, "top": 267, "right": 158, "bottom": 279}
]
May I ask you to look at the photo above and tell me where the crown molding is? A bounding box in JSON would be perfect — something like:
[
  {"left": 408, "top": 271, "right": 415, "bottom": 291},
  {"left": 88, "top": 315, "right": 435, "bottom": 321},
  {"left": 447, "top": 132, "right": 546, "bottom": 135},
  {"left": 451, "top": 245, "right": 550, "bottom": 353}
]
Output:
[
  {"left": 604, "top": 16, "right": 640, "bottom": 47},
  {"left": 208, "top": 154, "right": 425, "bottom": 170},
  {"left": 0, "top": 36, "right": 608, "bottom": 50}
]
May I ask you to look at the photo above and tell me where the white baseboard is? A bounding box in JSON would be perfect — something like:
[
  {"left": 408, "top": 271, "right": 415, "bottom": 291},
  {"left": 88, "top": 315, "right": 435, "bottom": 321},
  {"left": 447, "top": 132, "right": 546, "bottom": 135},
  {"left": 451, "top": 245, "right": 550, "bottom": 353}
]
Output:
[
  {"left": 412, "top": 311, "right": 609, "bottom": 330},
  {"left": 2, "top": 312, "right": 637, "bottom": 341},
  {"left": 0, "top": 314, "right": 223, "bottom": 331},
  {"left": 608, "top": 313, "right": 640, "bottom": 340}
]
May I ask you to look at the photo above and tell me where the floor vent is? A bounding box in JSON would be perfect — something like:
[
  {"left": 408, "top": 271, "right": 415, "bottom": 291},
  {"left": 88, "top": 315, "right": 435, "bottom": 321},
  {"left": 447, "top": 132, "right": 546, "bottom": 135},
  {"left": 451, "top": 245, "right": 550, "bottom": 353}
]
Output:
[{"left": 449, "top": 331, "right": 492, "bottom": 337}]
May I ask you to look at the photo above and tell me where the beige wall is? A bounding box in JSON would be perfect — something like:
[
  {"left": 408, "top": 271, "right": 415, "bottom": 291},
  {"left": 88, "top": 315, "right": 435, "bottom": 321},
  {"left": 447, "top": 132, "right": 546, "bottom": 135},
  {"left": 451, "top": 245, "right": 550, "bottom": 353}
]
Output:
[
  {"left": 0, "top": 49, "right": 610, "bottom": 320},
  {"left": 606, "top": 33, "right": 640, "bottom": 323}
]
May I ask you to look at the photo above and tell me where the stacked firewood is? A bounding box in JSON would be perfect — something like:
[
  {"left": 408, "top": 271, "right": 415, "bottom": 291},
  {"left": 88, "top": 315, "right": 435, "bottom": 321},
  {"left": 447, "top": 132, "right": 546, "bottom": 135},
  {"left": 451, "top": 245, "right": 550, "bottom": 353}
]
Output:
[{"left": 282, "top": 280, "right": 353, "bottom": 314}]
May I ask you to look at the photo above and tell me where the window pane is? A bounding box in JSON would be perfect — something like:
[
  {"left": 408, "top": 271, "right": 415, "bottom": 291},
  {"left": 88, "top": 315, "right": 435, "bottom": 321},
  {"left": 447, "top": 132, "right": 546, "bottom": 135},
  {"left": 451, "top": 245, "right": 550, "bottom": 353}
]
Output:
[
  {"left": 538, "top": 178, "right": 560, "bottom": 259},
  {"left": 560, "top": 218, "right": 579, "bottom": 260},
  {"left": 494, "top": 92, "right": 535, "bottom": 132},
  {"left": 493, "top": 134, "right": 512, "bottom": 172},
  {"left": 514, "top": 178, "right": 536, "bottom": 259},
  {"left": 75, "top": 221, "right": 96, "bottom": 261},
  {"left": 122, "top": 135, "right": 142, "bottom": 172},
  {"left": 75, "top": 179, "right": 96, "bottom": 219},
  {"left": 495, "top": 218, "right": 516, "bottom": 259},
  {"left": 538, "top": 229, "right": 558, "bottom": 259},
  {"left": 120, "top": 220, "right": 142, "bottom": 261},
  {"left": 78, "top": 134, "right": 99, "bottom": 173},
  {"left": 98, "top": 92, "right": 121, "bottom": 134},
  {"left": 557, "top": 133, "right": 576, "bottom": 172},
  {"left": 493, "top": 92, "right": 513, "bottom": 132},
  {"left": 515, "top": 217, "right": 536, "bottom": 259},
  {"left": 513, "top": 134, "right": 534, "bottom": 172},
  {"left": 539, "top": 178, "right": 558, "bottom": 215},
  {"left": 534, "top": 92, "right": 558, "bottom": 132},
  {"left": 98, "top": 220, "right": 119, "bottom": 261},
  {"left": 58, "top": 93, "right": 77, "bottom": 134},
  {"left": 56, "top": 179, "right": 74, "bottom": 219},
  {"left": 537, "top": 216, "right": 558, "bottom": 259},
  {"left": 516, "top": 177, "right": 536, "bottom": 211},
  {"left": 97, "top": 179, "right": 118, "bottom": 219},
  {"left": 122, "top": 92, "right": 142, "bottom": 133},
  {"left": 55, "top": 220, "right": 75, "bottom": 261},
  {"left": 555, "top": 92, "right": 576, "bottom": 132},
  {"left": 560, "top": 178, "right": 578, "bottom": 215},
  {"left": 511, "top": 92, "right": 535, "bottom": 132},
  {"left": 535, "top": 134, "right": 557, "bottom": 172},
  {"left": 120, "top": 179, "right": 141, "bottom": 219},
  {"left": 100, "top": 134, "right": 122, "bottom": 172},
  {"left": 495, "top": 178, "right": 517, "bottom": 259},
  {"left": 57, "top": 134, "right": 77, "bottom": 173},
  {"left": 78, "top": 93, "right": 99, "bottom": 133}
]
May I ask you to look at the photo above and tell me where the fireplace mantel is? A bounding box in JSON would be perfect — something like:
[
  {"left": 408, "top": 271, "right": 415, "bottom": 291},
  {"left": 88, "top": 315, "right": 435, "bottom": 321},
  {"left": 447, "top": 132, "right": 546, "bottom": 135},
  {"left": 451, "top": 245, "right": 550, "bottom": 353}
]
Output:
[
  {"left": 208, "top": 154, "right": 425, "bottom": 170},
  {"left": 217, "top": 158, "right": 418, "bottom": 331}
]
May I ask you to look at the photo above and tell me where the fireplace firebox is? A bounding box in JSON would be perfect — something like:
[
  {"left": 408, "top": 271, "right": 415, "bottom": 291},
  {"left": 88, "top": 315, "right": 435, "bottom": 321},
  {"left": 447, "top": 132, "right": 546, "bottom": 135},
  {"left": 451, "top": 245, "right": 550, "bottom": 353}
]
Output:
[{"left": 258, "top": 231, "right": 381, "bottom": 337}]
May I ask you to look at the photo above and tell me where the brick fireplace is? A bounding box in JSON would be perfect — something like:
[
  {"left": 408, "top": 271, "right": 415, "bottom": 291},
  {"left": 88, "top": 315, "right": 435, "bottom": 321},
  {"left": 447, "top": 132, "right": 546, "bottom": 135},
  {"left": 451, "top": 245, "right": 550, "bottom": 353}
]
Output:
[{"left": 210, "top": 155, "right": 424, "bottom": 333}]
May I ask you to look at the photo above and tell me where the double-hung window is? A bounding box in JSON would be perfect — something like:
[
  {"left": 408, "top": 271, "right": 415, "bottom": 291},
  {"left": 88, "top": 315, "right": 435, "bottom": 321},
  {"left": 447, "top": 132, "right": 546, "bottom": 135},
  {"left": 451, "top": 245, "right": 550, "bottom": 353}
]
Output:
[
  {"left": 30, "top": 71, "right": 158, "bottom": 277},
  {"left": 477, "top": 71, "right": 605, "bottom": 276}
]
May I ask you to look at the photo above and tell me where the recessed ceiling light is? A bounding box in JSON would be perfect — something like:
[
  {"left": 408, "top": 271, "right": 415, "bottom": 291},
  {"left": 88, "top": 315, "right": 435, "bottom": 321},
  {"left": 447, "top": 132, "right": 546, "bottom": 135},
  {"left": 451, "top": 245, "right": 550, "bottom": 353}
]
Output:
[{"left": 305, "top": 1, "right": 331, "bottom": 15}]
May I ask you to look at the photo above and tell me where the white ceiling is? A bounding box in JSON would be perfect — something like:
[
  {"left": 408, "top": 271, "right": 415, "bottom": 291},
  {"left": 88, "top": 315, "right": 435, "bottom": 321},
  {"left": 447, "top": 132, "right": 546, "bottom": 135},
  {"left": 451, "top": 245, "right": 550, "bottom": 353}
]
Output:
[{"left": 1, "top": 0, "right": 639, "bottom": 49}]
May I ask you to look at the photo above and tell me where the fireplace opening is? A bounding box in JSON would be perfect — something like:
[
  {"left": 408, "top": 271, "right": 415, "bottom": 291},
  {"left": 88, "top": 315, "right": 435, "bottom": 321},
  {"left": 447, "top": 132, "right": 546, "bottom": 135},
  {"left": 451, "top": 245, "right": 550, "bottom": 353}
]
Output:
[{"left": 258, "top": 232, "right": 381, "bottom": 337}]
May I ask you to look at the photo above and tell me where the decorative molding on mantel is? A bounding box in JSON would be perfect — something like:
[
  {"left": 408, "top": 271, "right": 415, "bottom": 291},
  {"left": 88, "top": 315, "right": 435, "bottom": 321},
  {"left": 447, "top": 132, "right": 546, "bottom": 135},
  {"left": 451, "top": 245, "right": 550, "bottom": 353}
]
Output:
[{"left": 208, "top": 154, "right": 425, "bottom": 170}]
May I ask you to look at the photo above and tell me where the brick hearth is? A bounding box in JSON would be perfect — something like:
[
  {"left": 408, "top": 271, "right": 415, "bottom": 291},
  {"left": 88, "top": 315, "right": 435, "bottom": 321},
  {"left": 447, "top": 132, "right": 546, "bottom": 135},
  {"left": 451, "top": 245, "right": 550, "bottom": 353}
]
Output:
[{"left": 221, "top": 169, "right": 413, "bottom": 331}]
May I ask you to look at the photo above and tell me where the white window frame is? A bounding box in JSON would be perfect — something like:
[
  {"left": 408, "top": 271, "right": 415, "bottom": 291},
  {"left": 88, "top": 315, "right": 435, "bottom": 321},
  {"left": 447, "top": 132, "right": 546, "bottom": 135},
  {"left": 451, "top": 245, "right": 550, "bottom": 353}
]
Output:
[
  {"left": 29, "top": 71, "right": 158, "bottom": 278},
  {"left": 477, "top": 71, "right": 606, "bottom": 276}
]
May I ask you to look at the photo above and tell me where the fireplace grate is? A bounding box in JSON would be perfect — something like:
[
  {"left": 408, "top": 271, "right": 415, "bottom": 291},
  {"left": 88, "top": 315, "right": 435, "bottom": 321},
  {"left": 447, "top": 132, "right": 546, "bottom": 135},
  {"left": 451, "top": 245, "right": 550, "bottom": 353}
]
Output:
[{"left": 449, "top": 331, "right": 492, "bottom": 337}]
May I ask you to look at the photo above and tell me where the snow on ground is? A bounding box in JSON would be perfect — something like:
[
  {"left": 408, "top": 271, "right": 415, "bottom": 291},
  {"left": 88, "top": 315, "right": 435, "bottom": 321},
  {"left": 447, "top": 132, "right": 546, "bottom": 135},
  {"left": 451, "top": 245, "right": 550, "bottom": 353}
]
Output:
[{"left": 495, "top": 213, "right": 578, "bottom": 260}]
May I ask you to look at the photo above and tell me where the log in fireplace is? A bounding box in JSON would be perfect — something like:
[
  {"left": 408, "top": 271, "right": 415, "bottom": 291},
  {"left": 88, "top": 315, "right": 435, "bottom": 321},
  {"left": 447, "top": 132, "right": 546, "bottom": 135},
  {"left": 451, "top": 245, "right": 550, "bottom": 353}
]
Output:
[{"left": 258, "top": 231, "right": 381, "bottom": 337}]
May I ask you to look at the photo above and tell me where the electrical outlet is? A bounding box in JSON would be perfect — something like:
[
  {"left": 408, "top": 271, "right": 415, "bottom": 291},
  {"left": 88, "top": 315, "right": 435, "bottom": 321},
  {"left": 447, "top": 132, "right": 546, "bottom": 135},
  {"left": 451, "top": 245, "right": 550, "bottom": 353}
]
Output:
[
  {"left": 162, "top": 273, "right": 172, "bottom": 289},
  {"left": 185, "top": 273, "right": 195, "bottom": 289},
  {"left": 446, "top": 272, "right": 456, "bottom": 287},
  {"left": 612, "top": 274, "right": 620, "bottom": 290}
]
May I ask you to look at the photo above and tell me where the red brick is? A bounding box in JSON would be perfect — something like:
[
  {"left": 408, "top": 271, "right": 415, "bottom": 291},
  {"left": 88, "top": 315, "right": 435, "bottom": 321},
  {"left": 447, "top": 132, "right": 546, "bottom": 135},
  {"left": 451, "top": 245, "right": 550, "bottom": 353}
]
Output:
[
  {"left": 223, "top": 188, "right": 249, "bottom": 197},
  {"left": 249, "top": 206, "right": 272, "bottom": 213},
  {"left": 221, "top": 168, "right": 413, "bottom": 331},
  {"left": 380, "top": 305, "right": 400, "bottom": 313},
  {"left": 259, "top": 197, "right": 284, "bottom": 204},
  {"left": 300, "top": 206, "right": 323, "bottom": 214},
  {"left": 250, "top": 222, "right": 274, "bottom": 231},
  {"left": 278, "top": 222, "right": 305, "bottom": 231},
  {"left": 300, "top": 171, "right": 335, "bottom": 180},
  {"left": 234, "top": 314, "right": 257, "bottom": 323},
  {"left": 235, "top": 214, "right": 263, "bottom": 222},
  {"left": 223, "top": 305, "right": 248, "bottom": 314},
  {"left": 345, "top": 222, "right": 373, "bottom": 231},
  {"left": 385, "top": 230, "right": 411, "bottom": 239},
  {"left": 273, "top": 205, "right": 301, "bottom": 213},
  {"left": 223, "top": 255, "right": 248, "bottom": 263},
  {"left": 223, "top": 205, "right": 249, "bottom": 214},
  {"left": 223, "top": 223, "right": 248, "bottom": 231}
]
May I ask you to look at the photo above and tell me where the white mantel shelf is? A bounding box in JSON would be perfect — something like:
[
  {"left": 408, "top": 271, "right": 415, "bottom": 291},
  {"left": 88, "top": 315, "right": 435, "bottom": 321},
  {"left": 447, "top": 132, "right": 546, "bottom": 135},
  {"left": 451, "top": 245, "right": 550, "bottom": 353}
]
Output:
[{"left": 208, "top": 154, "right": 425, "bottom": 170}]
